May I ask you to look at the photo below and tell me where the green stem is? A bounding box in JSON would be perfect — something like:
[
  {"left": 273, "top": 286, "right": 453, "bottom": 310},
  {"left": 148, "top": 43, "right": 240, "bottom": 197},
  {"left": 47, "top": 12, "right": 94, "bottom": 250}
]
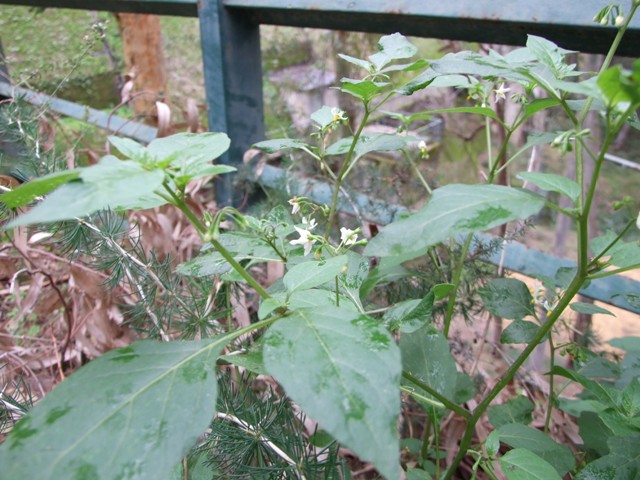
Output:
[
  {"left": 443, "top": 272, "right": 586, "bottom": 479},
  {"left": 544, "top": 336, "right": 556, "bottom": 434},
  {"left": 588, "top": 264, "right": 640, "bottom": 280},
  {"left": 163, "top": 183, "right": 271, "bottom": 300},
  {"left": 402, "top": 371, "right": 471, "bottom": 420},
  {"left": 325, "top": 108, "right": 371, "bottom": 238},
  {"left": 443, "top": 233, "right": 474, "bottom": 338},
  {"left": 403, "top": 150, "right": 432, "bottom": 194}
]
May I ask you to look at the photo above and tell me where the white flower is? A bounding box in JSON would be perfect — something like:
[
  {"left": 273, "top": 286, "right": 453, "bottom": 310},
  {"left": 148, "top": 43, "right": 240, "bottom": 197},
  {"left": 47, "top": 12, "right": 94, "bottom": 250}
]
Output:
[
  {"left": 615, "top": 15, "right": 625, "bottom": 27},
  {"left": 340, "top": 227, "right": 358, "bottom": 246},
  {"left": 290, "top": 227, "right": 316, "bottom": 256},
  {"left": 302, "top": 217, "right": 317, "bottom": 230},
  {"left": 494, "top": 83, "right": 511, "bottom": 101},
  {"left": 331, "top": 107, "right": 348, "bottom": 123},
  {"left": 288, "top": 197, "right": 300, "bottom": 215}
]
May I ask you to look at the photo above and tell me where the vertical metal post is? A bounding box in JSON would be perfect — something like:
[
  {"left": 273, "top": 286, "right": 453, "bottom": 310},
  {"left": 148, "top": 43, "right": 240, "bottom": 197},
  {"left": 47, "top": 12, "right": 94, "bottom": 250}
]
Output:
[{"left": 198, "top": 0, "right": 264, "bottom": 207}]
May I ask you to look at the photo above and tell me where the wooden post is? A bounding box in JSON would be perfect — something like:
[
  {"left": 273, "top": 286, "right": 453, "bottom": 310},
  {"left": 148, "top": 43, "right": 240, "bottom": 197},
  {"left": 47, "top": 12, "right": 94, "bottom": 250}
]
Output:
[{"left": 115, "top": 13, "right": 168, "bottom": 122}]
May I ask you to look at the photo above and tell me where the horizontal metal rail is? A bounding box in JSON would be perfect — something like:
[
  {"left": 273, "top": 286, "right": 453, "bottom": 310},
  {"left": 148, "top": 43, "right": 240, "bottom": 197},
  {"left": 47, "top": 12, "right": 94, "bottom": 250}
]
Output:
[
  {"left": 248, "top": 160, "right": 640, "bottom": 315},
  {"left": 0, "top": 83, "right": 158, "bottom": 143}
]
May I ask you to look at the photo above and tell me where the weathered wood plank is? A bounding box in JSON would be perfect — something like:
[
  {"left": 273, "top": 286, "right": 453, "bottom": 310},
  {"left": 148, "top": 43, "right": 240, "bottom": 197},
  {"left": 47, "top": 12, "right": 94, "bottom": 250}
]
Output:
[{"left": 224, "top": 0, "right": 640, "bottom": 55}]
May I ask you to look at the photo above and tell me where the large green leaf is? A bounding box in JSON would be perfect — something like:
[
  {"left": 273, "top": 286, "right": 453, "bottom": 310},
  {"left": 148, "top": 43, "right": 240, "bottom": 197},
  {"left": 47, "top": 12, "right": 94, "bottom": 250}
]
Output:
[
  {"left": 368, "top": 33, "right": 417, "bottom": 71},
  {"left": 488, "top": 397, "right": 534, "bottom": 429},
  {"left": 497, "top": 423, "right": 575, "bottom": 476},
  {"left": 147, "top": 132, "right": 230, "bottom": 167},
  {"left": 7, "top": 156, "right": 166, "bottom": 227},
  {"left": 283, "top": 255, "right": 349, "bottom": 293},
  {"left": 517, "top": 172, "right": 581, "bottom": 204},
  {"left": 575, "top": 434, "right": 640, "bottom": 480},
  {"left": 499, "top": 448, "right": 563, "bottom": 480},
  {"left": 263, "top": 307, "right": 401, "bottom": 480},
  {"left": 365, "top": 184, "right": 544, "bottom": 261},
  {"left": 401, "top": 326, "right": 457, "bottom": 402},
  {"left": 0, "top": 338, "right": 226, "bottom": 479},
  {"left": 480, "top": 278, "right": 536, "bottom": 321}
]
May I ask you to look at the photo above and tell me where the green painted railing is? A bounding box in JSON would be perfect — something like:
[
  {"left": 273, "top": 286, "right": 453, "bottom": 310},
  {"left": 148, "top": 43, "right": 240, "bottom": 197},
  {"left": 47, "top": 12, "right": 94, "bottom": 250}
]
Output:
[{"left": 1, "top": 0, "right": 639, "bottom": 313}]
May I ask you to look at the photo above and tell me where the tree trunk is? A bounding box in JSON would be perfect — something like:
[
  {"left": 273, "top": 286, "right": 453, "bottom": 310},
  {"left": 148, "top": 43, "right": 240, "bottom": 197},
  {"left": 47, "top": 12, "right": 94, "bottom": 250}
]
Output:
[{"left": 115, "top": 13, "right": 167, "bottom": 122}]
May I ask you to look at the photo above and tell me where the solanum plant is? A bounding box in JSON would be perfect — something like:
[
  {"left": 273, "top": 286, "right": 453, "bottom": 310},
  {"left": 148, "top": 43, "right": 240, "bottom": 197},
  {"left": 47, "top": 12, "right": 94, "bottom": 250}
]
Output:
[{"left": 1, "top": 2, "right": 640, "bottom": 479}]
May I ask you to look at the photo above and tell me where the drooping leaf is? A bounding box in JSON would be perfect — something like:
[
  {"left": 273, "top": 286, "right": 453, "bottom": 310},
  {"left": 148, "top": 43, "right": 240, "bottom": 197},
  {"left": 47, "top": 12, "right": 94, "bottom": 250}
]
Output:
[
  {"left": 401, "top": 326, "right": 457, "bottom": 402},
  {"left": 480, "top": 278, "right": 536, "bottom": 320},
  {"left": 8, "top": 156, "right": 166, "bottom": 227},
  {"left": 551, "top": 366, "right": 622, "bottom": 412},
  {"left": 499, "top": 448, "right": 563, "bottom": 480},
  {"left": 263, "top": 307, "right": 401, "bottom": 480},
  {"left": 253, "top": 138, "right": 313, "bottom": 154},
  {"left": 570, "top": 302, "right": 614, "bottom": 316},
  {"left": 365, "top": 184, "right": 544, "bottom": 261},
  {"left": 526, "top": 35, "right": 576, "bottom": 79},
  {"left": 518, "top": 172, "right": 581, "bottom": 203},
  {"left": 0, "top": 170, "right": 81, "bottom": 209},
  {"left": 283, "top": 255, "right": 349, "bottom": 293},
  {"left": 0, "top": 338, "right": 226, "bottom": 479},
  {"left": 488, "top": 397, "right": 534, "bottom": 429},
  {"left": 338, "top": 53, "right": 373, "bottom": 72},
  {"left": 501, "top": 320, "right": 542, "bottom": 344},
  {"left": 497, "top": 423, "right": 575, "bottom": 476}
]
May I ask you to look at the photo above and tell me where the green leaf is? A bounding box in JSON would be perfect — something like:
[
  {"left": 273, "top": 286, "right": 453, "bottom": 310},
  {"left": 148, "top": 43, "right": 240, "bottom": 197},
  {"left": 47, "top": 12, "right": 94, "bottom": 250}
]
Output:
[
  {"left": 597, "top": 63, "right": 640, "bottom": 108},
  {"left": 575, "top": 434, "right": 640, "bottom": 480},
  {"left": 368, "top": 33, "right": 417, "bottom": 71},
  {"left": 518, "top": 172, "right": 581, "bottom": 203},
  {"left": 253, "top": 138, "right": 312, "bottom": 154},
  {"left": 339, "top": 79, "right": 389, "bottom": 103},
  {"left": 384, "top": 291, "right": 435, "bottom": 333},
  {"left": 338, "top": 252, "right": 369, "bottom": 311},
  {"left": 0, "top": 170, "right": 81, "bottom": 209},
  {"left": 591, "top": 232, "right": 640, "bottom": 269},
  {"left": 0, "top": 338, "right": 225, "bottom": 479},
  {"left": 219, "top": 348, "right": 267, "bottom": 376},
  {"left": 365, "top": 184, "right": 544, "bottom": 261},
  {"left": 108, "top": 136, "right": 146, "bottom": 160},
  {"left": 609, "top": 336, "right": 640, "bottom": 352},
  {"left": 8, "top": 157, "right": 166, "bottom": 227},
  {"left": 486, "top": 430, "right": 501, "bottom": 457},
  {"left": 488, "top": 397, "right": 534, "bottom": 428},
  {"left": 526, "top": 35, "right": 575, "bottom": 79},
  {"left": 570, "top": 302, "right": 614, "bottom": 316},
  {"left": 283, "top": 255, "right": 349, "bottom": 293},
  {"left": 500, "top": 320, "right": 541, "bottom": 344},
  {"left": 338, "top": 53, "right": 373, "bottom": 72},
  {"left": 263, "top": 307, "right": 401, "bottom": 480},
  {"left": 401, "top": 326, "right": 457, "bottom": 401},
  {"left": 499, "top": 448, "right": 563, "bottom": 480},
  {"left": 480, "top": 278, "right": 536, "bottom": 320},
  {"left": 326, "top": 133, "right": 409, "bottom": 163},
  {"left": 498, "top": 424, "right": 575, "bottom": 476},
  {"left": 147, "top": 132, "right": 230, "bottom": 167},
  {"left": 551, "top": 366, "right": 622, "bottom": 411}
]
